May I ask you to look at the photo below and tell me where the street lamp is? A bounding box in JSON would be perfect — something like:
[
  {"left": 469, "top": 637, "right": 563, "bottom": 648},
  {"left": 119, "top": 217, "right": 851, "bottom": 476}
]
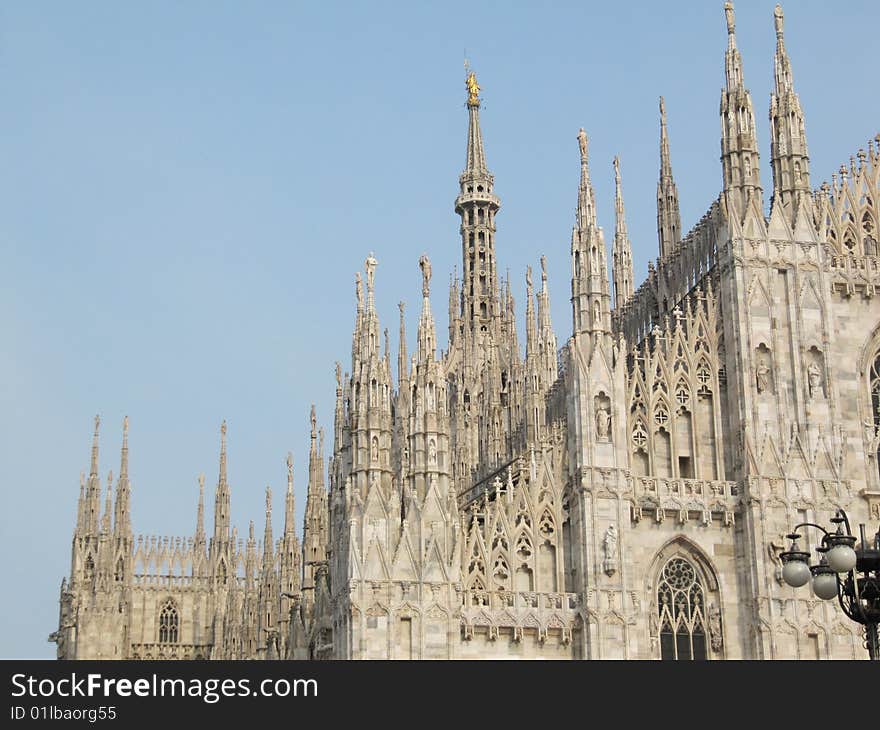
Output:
[{"left": 780, "top": 509, "right": 880, "bottom": 660}]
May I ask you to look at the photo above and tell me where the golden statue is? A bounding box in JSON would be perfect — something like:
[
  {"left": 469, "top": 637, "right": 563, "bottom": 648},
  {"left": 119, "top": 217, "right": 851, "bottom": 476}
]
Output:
[{"left": 466, "top": 71, "right": 480, "bottom": 105}]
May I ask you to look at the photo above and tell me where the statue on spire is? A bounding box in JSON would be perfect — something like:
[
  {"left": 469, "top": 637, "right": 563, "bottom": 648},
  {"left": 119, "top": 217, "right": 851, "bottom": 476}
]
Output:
[
  {"left": 365, "top": 253, "right": 377, "bottom": 294},
  {"left": 286, "top": 451, "right": 293, "bottom": 476},
  {"left": 774, "top": 4, "right": 784, "bottom": 36},
  {"left": 577, "top": 128, "right": 588, "bottom": 164},
  {"left": 725, "top": 2, "right": 735, "bottom": 34},
  {"left": 465, "top": 70, "right": 480, "bottom": 106},
  {"left": 419, "top": 254, "right": 432, "bottom": 298}
]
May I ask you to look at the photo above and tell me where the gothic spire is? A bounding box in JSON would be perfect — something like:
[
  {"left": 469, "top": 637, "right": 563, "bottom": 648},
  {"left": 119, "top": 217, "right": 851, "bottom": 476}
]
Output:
[
  {"left": 101, "top": 470, "right": 113, "bottom": 534},
  {"left": 525, "top": 265, "right": 537, "bottom": 359},
  {"left": 464, "top": 69, "right": 487, "bottom": 175},
  {"left": 284, "top": 452, "right": 295, "bottom": 537},
  {"left": 613, "top": 156, "right": 635, "bottom": 311},
  {"left": 657, "top": 97, "right": 682, "bottom": 257},
  {"left": 114, "top": 416, "right": 132, "bottom": 539},
  {"left": 720, "top": 2, "right": 762, "bottom": 215},
  {"left": 89, "top": 414, "right": 100, "bottom": 478},
  {"left": 213, "top": 420, "right": 231, "bottom": 544},
  {"left": 397, "top": 301, "right": 408, "bottom": 385},
  {"left": 455, "top": 69, "right": 501, "bottom": 334},
  {"left": 537, "top": 256, "right": 558, "bottom": 384},
  {"left": 570, "top": 127, "right": 611, "bottom": 336},
  {"left": 262, "top": 486, "right": 274, "bottom": 564},
  {"left": 85, "top": 415, "right": 102, "bottom": 534},
  {"left": 417, "top": 255, "right": 436, "bottom": 362},
  {"left": 195, "top": 473, "right": 206, "bottom": 547},
  {"left": 576, "top": 127, "right": 598, "bottom": 231},
  {"left": 769, "top": 4, "right": 810, "bottom": 219},
  {"left": 303, "top": 407, "right": 328, "bottom": 592}
]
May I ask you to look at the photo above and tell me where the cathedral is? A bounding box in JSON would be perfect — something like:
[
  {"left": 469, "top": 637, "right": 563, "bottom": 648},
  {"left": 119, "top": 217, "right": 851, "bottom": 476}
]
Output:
[{"left": 52, "top": 4, "right": 880, "bottom": 660}]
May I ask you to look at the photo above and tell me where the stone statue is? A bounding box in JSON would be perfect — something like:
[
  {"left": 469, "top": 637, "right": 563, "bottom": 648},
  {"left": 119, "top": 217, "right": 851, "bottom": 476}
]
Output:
[
  {"left": 419, "top": 254, "right": 432, "bottom": 298},
  {"left": 371, "top": 437, "right": 379, "bottom": 463},
  {"left": 365, "top": 253, "right": 377, "bottom": 294},
  {"left": 756, "top": 359, "right": 770, "bottom": 393},
  {"left": 577, "top": 128, "right": 588, "bottom": 162},
  {"left": 428, "top": 440, "right": 437, "bottom": 465},
  {"left": 596, "top": 404, "right": 610, "bottom": 441},
  {"left": 602, "top": 523, "right": 618, "bottom": 576},
  {"left": 708, "top": 602, "right": 723, "bottom": 652},
  {"left": 355, "top": 272, "right": 364, "bottom": 309},
  {"left": 808, "top": 361, "right": 822, "bottom": 398},
  {"left": 465, "top": 71, "right": 480, "bottom": 105}
]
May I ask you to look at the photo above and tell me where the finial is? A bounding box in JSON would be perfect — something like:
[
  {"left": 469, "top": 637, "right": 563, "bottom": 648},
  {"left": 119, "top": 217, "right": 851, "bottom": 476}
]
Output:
[
  {"left": 265, "top": 485, "right": 272, "bottom": 514},
  {"left": 659, "top": 96, "right": 666, "bottom": 122},
  {"left": 540, "top": 255, "right": 547, "bottom": 283},
  {"left": 419, "top": 254, "right": 432, "bottom": 298},
  {"left": 94, "top": 414, "right": 100, "bottom": 436},
  {"left": 725, "top": 2, "right": 735, "bottom": 34},
  {"left": 335, "top": 361, "right": 342, "bottom": 390},
  {"left": 774, "top": 4, "right": 784, "bottom": 37},
  {"left": 310, "top": 404, "right": 317, "bottom": 437},
  {"left": 526, "top": 265, "right": 533, "bottom": 291},
  {"left": 221, "top": 419, "right": 227, "bottom": 438},
  {"left": 286, "top": 451, "right": 293, "bottom": 475},
  {"left": 613, "top": 155, "right": 621, "bottom": 180},
  {"left": 577, "top": 128, "right": 588, "bottom": 164},
  {"left": 198, "top": 472, "right": 205, "bottom": 493},
  {"left": 123, "top": 415, "right": 129, "bottom": 437}
]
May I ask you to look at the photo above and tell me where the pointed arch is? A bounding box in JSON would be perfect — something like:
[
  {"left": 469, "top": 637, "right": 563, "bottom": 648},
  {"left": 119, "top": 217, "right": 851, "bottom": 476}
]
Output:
[
  {"left": 158, "top": 598, "right": 180, "bottom": 644},
  {"left": 646, "top": 537, "right": 723, "bottom": 661}
]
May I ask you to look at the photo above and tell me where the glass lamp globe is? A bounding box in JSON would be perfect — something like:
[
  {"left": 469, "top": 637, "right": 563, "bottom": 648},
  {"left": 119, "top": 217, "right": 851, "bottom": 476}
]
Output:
[
  {"left": 811, "top": 570, "right": 839, "bottom": 600},
  {"left": 782, "top": 559, "right": 811, "bottom": 587},
  {"left": 826, "top": 543, "right": 857, "bottom": 573}
]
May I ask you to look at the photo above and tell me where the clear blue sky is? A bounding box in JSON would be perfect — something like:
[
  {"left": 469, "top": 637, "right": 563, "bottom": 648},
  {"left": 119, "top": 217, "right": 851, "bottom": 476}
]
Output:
[{"left": 1, "top": 1, "right": 876, "bottom": 658}]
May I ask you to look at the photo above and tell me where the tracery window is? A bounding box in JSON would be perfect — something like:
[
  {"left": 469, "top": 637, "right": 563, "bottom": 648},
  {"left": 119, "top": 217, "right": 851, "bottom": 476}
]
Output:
[
  {"left": 158, "top": 600, "right": 179, "bottom": 644},
  {"left": 657, "top": 557, "right": 707, "bottom": 661},
  {"left": 870, "top": 352, "right": 880, "bottom": 478}
]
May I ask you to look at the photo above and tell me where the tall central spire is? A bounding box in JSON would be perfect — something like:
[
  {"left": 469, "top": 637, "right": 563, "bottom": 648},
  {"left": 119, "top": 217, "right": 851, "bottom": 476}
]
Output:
[{"left": 455, "top": 69, "right": 501, "bottom": 333}]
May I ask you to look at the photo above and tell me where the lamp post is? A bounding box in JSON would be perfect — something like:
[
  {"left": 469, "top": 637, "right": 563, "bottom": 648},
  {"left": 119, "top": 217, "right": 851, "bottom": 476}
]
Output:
[{"left": 780, "top": 509, "right": 880, "bottom": 660}]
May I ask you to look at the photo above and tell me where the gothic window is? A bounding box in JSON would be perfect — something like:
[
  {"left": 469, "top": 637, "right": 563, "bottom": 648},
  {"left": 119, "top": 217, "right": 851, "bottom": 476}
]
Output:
[
  {"left": 158, "top": 600, "right": 179, "bottom": 644},
  {"left": 657, "top": 557, "right": 707, "bottom": 661},
  {"left": 869, "top": 352, "right": 880, "bottom": 478}
]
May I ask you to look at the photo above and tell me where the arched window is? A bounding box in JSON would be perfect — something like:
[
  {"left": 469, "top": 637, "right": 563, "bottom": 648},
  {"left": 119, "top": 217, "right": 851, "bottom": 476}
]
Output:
[
  {"left": 158, "top": 600, "right": 179, "bottom": 644},
  {"left": 870, "top": 352, "right": 880, "bottom": 478},
  {"left": 657, "top": 557, "right": 707, "bottom": 660}
]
